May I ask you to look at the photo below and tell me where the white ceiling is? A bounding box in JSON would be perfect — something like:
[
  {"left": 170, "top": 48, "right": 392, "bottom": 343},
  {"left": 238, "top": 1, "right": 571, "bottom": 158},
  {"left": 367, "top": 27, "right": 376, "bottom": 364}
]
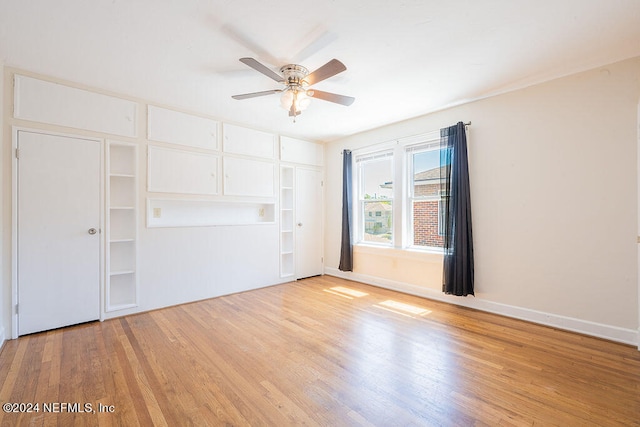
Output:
[{"left": 1, "top": 0, "right": 639, "bottom": 142}]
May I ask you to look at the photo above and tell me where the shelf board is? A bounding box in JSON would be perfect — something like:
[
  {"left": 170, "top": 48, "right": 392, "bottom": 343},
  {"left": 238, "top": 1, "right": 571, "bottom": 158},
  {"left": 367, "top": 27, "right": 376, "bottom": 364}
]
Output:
[
  {"left": 106, "top": 302, "right": 138, "bottom": 312},
  {"left": 281, "top": 251, "right": 294, "bottom": 255},
  {"left": 110, "top": 206, "right": 135, "bottom": 210},
  {"left": 110, "top": 238, "right": 135, "bottom": 243},
  {"left": 110, "top": 270, "right": 135, "bottom": 276},
  {"left": 110, "top": 173, "right": 135, "bottom": 178}
]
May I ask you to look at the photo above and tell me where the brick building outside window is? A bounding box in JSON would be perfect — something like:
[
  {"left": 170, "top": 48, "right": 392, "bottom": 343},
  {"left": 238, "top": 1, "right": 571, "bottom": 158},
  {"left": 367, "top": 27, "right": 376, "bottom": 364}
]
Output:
[{"left": 412, "top": 166, "right": 446, "bottom": 247}]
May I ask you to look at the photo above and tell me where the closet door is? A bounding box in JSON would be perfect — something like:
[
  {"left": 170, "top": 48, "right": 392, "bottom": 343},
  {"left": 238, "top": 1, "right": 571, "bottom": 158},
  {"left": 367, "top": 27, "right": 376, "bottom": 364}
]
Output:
[
  {"left": 17, "top": 131, "right": 101, "bottom": 335},
  {"left": 295, "top": 168, "right": 323, "bottom": 279}
]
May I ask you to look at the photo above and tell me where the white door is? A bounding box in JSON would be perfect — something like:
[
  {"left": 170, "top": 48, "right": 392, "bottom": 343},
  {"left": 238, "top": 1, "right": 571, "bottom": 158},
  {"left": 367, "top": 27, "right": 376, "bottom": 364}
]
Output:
[
  {"left": 295, "top": 168, "right": 323, "bottom": 279},
  {"left": 18, "top": 131, "right": 101, "bottom": 335}
]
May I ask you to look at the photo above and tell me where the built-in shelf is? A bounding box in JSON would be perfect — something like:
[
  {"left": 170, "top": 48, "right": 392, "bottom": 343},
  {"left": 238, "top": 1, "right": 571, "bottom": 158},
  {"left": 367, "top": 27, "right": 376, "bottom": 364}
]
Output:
[
  {"left": 146, "top": 198, "right": 275, "bottom": 228},
  {"left": 106, "top": 141, "right": 138, "bottom": 312},
  {"left": 280, "top": 166, "right": 295, "bottom": 278}
]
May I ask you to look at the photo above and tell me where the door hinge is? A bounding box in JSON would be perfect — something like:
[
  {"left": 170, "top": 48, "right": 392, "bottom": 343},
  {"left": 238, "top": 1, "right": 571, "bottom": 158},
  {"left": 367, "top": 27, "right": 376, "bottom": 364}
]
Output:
[
  {"left": 321, "top": 257, "right": 324, "bottom": 264},
  {"left": 15, "top": 304, "right": 18, "bottom": 315},
  {"left": 15, "top": 148, "right": 20, "bottom": 159},
  {"left": 321, "top": 180, "right": 324, "bottom": 187}
]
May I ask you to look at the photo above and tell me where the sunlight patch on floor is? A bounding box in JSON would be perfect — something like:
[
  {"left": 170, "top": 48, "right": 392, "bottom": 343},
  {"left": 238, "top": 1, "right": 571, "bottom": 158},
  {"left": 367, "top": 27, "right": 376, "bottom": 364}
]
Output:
[
  {"left": 374, "top": 300, "right": 432, "bottom": 317},
  {"left": 324, "top": 286, "right": 370, "bottom": 299}
]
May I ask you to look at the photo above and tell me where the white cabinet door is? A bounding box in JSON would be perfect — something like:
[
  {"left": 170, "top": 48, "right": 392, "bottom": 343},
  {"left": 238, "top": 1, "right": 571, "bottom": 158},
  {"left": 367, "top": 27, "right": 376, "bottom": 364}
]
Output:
[
  {"left": 223, "top": 123, "right": 275, "bottom": 159},
  {"left": 147, "top": 105, "right": 218, "bottom": 150},
  {"left": 18, "top": 131, "right": 101, "bottom": 335},
  {"left": 14, "top": 75, "right": 137, "bottom": 137},
  {"left": 223, "top": 157, "right": 274, "bottom": 197},
  {"left": 280, "top": 136, "right": 323, "bottom": 166},
  {"left": 147, "top": 145, "right": 219, "bottom": 195},
  {"left": 295, "top": 168, "right": 323, "bottom": 279}
]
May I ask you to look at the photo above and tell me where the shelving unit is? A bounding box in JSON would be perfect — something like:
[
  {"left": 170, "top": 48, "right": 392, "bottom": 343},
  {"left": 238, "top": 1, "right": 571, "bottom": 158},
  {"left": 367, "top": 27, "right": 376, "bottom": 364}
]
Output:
[
  {"left": 280, "top": 166, "right": 295, "bottom": 278},
  {"left": 146, "top": 198, "right": 275, "bottom": 227},
  {"left": 106, "top": 141, "right": 138, "bottom": 311}
]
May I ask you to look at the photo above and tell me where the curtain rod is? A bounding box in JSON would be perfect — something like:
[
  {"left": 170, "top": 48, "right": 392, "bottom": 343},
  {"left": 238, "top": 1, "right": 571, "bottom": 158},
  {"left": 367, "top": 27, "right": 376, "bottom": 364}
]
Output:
[{"left": 341, "top": 121, "right": 471, "bottom": 154}]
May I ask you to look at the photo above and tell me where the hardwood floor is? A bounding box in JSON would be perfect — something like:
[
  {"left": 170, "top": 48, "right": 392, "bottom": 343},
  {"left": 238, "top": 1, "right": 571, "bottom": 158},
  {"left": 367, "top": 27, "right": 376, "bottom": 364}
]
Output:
[{"left": 1, "top": 276, "right": 639, "bottom": 426}]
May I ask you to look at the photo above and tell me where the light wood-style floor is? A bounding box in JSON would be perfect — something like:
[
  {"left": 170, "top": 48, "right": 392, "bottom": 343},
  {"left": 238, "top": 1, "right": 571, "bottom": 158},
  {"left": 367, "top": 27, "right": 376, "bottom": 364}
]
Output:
[{"left": 1, "top": 276, "right": 639, "bottom": 426}]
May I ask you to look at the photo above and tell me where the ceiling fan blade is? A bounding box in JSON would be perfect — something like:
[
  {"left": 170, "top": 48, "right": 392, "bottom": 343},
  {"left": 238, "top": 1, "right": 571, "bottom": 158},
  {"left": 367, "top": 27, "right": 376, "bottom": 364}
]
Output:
[
  {"left": 232, "top": 89, "right": 282, "bottom": 100},
  {"left": 239, "top": 57, "right": 283, "bottom": 82},
  {"left": 308, "top": 89, "right": 355, "bottom": 106},
  {"left": 305, "top": 59, "right": 346, "bottom": 85}
]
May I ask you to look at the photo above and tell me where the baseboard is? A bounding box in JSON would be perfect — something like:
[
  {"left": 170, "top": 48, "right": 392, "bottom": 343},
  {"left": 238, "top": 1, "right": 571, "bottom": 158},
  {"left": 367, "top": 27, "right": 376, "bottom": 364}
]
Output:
[
  {"left": 0, "top": 327, "right": 5, "bottom": 353},
  {"left": 325, "top": 267, "right": 639, "bottom": 347}
]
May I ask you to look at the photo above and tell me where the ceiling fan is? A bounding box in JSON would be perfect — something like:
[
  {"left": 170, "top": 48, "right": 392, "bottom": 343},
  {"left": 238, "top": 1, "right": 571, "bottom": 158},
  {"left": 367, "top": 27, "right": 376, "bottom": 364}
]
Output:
[{"left": 231, "top": 57, "right": 355, "bottom": 119}]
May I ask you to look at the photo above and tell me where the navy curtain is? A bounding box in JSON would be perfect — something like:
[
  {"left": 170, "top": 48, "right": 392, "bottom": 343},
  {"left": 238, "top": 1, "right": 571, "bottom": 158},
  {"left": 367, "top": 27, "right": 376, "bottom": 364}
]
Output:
[
  {"left": 440, "top": 122, "right": 474, "bottom": 296},
  {"left": 338, "top": 150, "right": 353, "bottom": 271}
]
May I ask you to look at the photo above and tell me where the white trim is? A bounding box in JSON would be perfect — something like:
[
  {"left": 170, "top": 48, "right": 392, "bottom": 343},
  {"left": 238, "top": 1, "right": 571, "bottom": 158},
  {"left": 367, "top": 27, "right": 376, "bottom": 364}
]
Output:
[
  {"left": 324, "top": 267, "right": 638, "bottom": 347},
  {"left": 637, "top": 99, "right": 640, "bottom": 350},
  {"left": 351, "top": 140, "right": 398, "bottom": 157},
  {"left": 0, "top": 327, "right": 5, "bottom": 351},
  {"left": 11, "top": 128, "right": 18, "bottom": 339},
  {"left": 355, "top": 149, "right": 394, "bottom": 163},
  {"left": 404, "top": 138, "right": 440, "bottom": 153}
]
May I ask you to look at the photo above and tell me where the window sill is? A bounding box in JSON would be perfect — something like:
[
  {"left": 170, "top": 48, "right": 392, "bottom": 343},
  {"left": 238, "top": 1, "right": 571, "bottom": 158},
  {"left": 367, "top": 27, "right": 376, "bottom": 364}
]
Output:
[{"left": 354, "top": 243, "right": 444, "bottom": 262}]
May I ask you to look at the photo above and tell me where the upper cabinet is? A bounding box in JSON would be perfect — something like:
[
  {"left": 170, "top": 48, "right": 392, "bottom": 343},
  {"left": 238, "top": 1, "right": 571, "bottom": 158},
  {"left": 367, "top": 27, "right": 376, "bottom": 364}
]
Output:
[
  {"left": 223, "top": 123, "right": 276, "bottom": 159},
  {"left": 223, "top": 157, "right": 274, "bottom": 197},
  {"left": 14, "top": 75, "right": 138, "bottom": 137},
  {"left": 280, "top": 136, "right": 323, "bottom": 166},
  {"left": 148, "top": 145, "right": 219, "bottom": 195},
  {"left": 147, "top": 105, "right": 219, "bottom": 150}
]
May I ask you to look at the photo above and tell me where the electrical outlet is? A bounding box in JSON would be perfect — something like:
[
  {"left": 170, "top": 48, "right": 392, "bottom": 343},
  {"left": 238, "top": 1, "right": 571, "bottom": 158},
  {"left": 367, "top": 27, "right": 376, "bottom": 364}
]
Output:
[
  {"left": 258, "top": 208, "right": 265, "bottom": 217},
  {"left": 153, "top": 207, "right": 162, "bottom": 218}
]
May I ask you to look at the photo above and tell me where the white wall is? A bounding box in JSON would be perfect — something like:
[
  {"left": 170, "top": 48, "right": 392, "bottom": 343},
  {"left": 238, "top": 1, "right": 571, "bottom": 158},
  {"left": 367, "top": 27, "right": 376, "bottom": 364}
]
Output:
[
  {"left": 325, "top": 57, "right": 640, "bottom": 345},
  {"left": 1, "top": 67, "right": 309, "bottom": 337}
]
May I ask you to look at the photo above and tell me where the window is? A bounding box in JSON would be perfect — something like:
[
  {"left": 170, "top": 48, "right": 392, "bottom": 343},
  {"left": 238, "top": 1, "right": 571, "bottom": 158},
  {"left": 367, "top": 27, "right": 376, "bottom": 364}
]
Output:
[
  {"left": 357, "top": 151, "right": 394, "bottom": 245},
  {"left": 353, "top": 134, "right": 448, "bottom": 252},
  {"left": 408, "top": 143, "right": 445, "bottom": 249}
]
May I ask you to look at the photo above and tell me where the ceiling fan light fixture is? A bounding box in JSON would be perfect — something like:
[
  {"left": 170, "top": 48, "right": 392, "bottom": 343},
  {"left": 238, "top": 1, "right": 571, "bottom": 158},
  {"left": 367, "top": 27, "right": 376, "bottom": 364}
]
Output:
[
  {"left": 280, "top": 90, "right": 294, "bottom": 110},
  {"left": 297, "top": 90, "right": 311, "bottom": 110},
  {"left": 280, "top": 88, "right": 311, "bottom": 112}
]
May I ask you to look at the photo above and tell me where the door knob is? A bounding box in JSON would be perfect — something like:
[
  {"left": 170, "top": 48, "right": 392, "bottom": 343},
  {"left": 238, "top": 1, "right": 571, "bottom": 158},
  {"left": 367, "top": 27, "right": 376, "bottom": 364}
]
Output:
[
  {"left": 297, "top": 223, "right": 303, "bottom": 227},
  {"left": 88, "top": 228, "right": 97, "bottom": 235}
]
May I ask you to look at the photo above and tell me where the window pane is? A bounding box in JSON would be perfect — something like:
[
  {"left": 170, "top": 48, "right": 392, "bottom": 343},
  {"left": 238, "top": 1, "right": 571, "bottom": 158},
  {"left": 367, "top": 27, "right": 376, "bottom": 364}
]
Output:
[
  {"left": 363, "top": 200, "right": 392, "bottom": 244},
  {"left": 411, "top": 148, "right": 444, "bottom": 249},
  {"left": 413, "top": 200, "right": 443, "bottom": 247},
  {"left": 362, "top": 158, "right": 393, "bottom": 200},
  {"left": 412, "top": 150, "right": 441, "bottom": 197},
  {"left": 359, "top": 155, "right": 393, "bottom": 245}
]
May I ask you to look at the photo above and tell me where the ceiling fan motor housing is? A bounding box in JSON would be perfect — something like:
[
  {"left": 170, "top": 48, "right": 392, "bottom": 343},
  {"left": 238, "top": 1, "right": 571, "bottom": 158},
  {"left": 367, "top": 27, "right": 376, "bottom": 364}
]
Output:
[{"left": 280, "top": 64, "right": 309, "bottom": 89}]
